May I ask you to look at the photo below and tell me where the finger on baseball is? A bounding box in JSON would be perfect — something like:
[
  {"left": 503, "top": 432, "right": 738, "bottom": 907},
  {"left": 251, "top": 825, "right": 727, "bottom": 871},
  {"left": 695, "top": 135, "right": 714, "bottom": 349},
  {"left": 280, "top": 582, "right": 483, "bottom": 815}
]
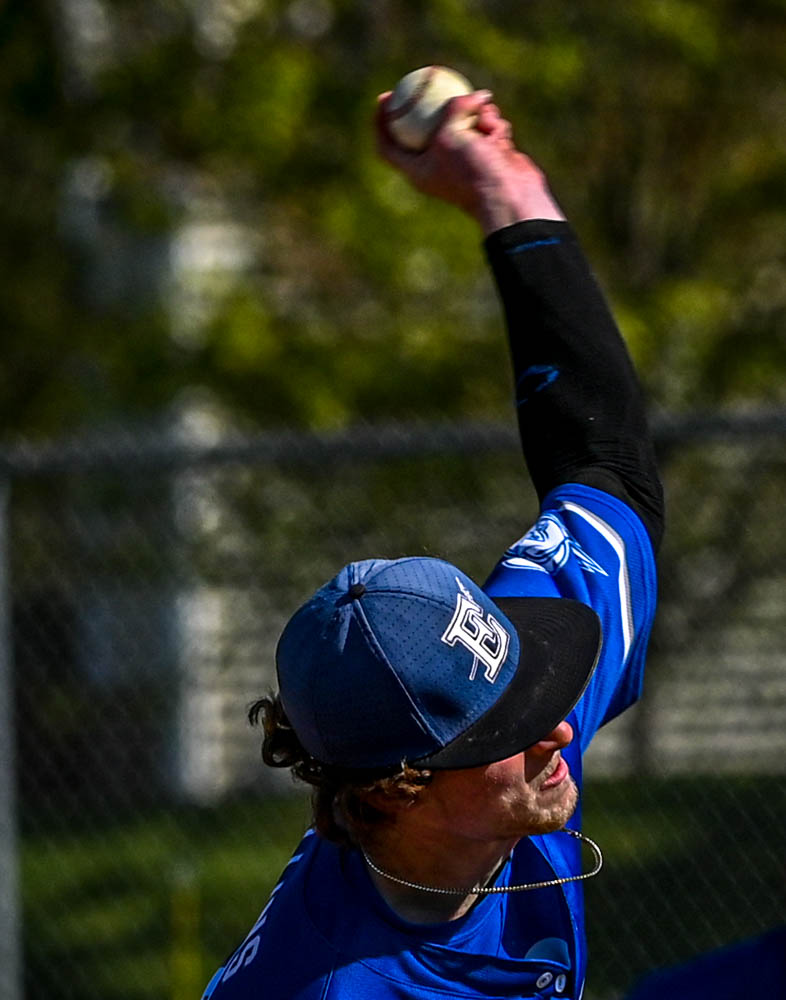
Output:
[
  {"left": 374, "top": 90, "right": 408, "bottom": 166},
  {"left": 443, "top": 89, "right": 493, "bottom": 125},
  {"left": 476, "top": 102, "right": 502, "bottom": 134},
  {"left": 476, "top": 103, "right": 514, "bottom": 148},
  {"left": 374, "top": 92, "right": 413, "bottom": 166},
  {"left": 422, "top": 90, "right": 490, "bottom": 149},
  {"left": 374, "top": 91, "right": 394, "bottom": 140}
]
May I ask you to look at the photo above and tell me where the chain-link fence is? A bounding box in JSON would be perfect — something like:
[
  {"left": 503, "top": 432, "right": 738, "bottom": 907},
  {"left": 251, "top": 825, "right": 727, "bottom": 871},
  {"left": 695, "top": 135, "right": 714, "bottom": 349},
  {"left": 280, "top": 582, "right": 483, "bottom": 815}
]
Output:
[{"left": 3, "top": 410, "right": 785, "bottom": 1000}]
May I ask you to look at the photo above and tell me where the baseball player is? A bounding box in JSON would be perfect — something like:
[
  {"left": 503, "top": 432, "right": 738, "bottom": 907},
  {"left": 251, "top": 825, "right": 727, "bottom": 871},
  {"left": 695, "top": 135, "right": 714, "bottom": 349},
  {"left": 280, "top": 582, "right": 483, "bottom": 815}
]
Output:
[{"left": 202, "top": 90, "right": 663, "bottom": 999}]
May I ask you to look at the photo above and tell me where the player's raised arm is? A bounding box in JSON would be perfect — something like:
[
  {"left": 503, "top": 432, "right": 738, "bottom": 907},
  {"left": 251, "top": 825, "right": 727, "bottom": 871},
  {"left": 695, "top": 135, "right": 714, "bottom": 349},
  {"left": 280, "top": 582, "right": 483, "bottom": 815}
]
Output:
[
  {"left": 202, "top": 78, "right": 664, "bottom": 1000},
  {"left": 377, "top": 90, "right": 664, "bottom": 551}
]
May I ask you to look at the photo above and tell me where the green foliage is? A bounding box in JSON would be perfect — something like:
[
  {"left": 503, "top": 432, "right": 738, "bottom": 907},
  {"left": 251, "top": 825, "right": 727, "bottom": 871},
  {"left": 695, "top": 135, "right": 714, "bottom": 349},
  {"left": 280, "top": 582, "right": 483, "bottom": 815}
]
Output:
[{"left": 1, "top": 0, "right": 784, "bottom": 439}]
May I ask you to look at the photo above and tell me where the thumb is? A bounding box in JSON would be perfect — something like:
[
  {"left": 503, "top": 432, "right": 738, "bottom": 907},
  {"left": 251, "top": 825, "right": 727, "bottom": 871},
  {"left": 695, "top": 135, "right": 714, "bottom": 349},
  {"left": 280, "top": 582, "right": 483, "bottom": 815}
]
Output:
[
  {"left": 435, "top": 89, "right": 493, "bottom": 140},
  {"left": 447, "top": 89, "right": 494, "bottom": 119}
]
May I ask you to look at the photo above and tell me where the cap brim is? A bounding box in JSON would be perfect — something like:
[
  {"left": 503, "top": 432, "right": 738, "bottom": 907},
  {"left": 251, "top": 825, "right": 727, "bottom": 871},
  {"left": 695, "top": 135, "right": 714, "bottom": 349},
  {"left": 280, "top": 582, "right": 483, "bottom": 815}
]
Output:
[{"left": 414, "top": 597, "right": 601, "bottom": 770}]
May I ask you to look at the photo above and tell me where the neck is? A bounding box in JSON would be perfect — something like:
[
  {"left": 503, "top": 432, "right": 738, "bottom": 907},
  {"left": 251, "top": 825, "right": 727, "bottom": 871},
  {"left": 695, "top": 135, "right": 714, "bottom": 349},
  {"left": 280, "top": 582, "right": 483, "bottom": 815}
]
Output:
[{"left": 360, "top": 830, "right": 516, "bottom": 924}]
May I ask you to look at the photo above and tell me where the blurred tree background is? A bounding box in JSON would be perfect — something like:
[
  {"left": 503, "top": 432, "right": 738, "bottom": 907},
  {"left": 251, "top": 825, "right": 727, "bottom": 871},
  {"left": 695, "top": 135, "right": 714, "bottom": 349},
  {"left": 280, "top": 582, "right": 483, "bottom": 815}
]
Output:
[{"left": 2, "top": 0, "right": 785, "bottom": 440}]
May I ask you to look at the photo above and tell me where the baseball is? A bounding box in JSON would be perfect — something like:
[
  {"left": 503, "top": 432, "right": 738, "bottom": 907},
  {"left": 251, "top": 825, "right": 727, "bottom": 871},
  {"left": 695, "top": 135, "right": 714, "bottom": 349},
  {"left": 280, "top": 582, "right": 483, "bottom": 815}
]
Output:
[{"left": 384, "top": 66, "right": 475, "bottom": 151}]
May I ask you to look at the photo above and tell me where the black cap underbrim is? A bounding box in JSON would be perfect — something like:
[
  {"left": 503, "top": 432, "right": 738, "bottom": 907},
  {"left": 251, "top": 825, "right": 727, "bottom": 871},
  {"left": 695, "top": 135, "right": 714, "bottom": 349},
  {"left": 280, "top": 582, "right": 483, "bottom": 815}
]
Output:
[{"left": 414, "top": 597, "right": 602, "bottom": 770}]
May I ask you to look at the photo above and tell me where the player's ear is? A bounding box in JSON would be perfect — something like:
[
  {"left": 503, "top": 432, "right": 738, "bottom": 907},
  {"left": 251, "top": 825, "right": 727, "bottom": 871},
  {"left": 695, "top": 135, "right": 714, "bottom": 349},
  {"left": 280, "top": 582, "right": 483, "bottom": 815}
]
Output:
[
  {"left": 351, "top": 767, "right": 433, "bottom": 819},
  {"left": 360, "top": 786, "right": 412, "bottom": 816}
]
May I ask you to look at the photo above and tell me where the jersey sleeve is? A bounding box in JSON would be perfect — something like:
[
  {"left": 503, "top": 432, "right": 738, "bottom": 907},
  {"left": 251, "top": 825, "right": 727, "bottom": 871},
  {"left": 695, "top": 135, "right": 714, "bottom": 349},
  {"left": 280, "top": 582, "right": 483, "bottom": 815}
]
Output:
[{"left": 483, "top": 483, "right": 657, "bottom": 752}]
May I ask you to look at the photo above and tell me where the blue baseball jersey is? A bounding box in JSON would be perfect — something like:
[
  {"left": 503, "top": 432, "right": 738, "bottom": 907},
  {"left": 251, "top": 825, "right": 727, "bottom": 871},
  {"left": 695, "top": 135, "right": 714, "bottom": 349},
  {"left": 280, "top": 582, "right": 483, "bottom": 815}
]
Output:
[{"left": 203, "top": 483, "right": 657, "bottom": 1000}]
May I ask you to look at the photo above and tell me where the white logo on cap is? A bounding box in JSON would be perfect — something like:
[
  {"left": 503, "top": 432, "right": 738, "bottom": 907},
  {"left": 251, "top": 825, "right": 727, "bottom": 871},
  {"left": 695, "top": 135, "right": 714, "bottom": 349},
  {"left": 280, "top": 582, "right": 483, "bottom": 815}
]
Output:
[{"left": 441, "top": 579, "right": 510, "bottom": 682}]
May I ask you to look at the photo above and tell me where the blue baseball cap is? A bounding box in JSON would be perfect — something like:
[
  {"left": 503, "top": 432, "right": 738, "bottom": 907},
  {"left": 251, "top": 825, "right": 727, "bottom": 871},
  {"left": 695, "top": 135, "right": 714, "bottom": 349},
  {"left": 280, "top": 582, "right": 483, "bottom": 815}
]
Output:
[{"left": 275, "top": 556, "right": 601, "bottom": 771}]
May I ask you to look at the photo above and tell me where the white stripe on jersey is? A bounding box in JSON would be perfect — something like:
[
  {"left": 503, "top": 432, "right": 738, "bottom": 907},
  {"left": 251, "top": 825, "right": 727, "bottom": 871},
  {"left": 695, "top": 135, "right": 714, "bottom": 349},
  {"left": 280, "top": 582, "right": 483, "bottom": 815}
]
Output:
[{"left": 559, "top": 501, "right": 634, "bottom": 661}]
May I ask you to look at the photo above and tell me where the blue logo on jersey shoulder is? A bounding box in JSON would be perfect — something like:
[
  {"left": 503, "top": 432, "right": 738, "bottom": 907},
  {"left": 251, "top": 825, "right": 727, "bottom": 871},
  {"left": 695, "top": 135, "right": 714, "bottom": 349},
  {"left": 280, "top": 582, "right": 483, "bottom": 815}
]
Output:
[{"left": 502, "top": 513, "right": 608, "bottom": 576}]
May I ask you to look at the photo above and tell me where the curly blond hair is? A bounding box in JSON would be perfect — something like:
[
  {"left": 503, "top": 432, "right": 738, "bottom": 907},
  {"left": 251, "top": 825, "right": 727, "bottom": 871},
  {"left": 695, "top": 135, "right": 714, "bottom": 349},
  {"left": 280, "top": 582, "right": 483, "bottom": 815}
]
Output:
[{"left": 249, "top": 694, "right": 433, "bottom": 848}]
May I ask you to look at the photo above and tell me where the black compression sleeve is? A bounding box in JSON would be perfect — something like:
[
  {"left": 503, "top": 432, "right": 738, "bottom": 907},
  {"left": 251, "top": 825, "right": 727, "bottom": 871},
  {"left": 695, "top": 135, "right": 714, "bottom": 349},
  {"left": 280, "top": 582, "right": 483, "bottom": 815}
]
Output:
[{"left": 484, "top": 219, "right": 664, "bottom": 551}]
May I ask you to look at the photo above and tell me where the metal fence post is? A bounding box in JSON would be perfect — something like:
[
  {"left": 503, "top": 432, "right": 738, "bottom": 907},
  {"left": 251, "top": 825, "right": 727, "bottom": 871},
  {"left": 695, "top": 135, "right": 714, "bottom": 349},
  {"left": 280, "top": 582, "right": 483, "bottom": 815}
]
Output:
[{"left": 0, "top": 474, "right": 22, "bottom": 1000}]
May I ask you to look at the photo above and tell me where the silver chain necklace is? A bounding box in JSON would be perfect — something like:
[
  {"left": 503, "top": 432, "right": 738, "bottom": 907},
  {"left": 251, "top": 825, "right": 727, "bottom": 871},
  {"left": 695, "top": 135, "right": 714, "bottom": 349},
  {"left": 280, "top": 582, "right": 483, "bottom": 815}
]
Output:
[{"left": 361, "top": 828, "right": 603, "bottom": 896}]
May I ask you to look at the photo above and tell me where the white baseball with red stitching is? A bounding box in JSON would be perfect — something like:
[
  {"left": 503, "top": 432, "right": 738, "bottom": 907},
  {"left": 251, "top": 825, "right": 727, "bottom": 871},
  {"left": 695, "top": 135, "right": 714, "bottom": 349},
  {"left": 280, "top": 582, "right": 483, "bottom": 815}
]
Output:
[{"left": 384, "top": 66, "right": 474, "bottom": 151}]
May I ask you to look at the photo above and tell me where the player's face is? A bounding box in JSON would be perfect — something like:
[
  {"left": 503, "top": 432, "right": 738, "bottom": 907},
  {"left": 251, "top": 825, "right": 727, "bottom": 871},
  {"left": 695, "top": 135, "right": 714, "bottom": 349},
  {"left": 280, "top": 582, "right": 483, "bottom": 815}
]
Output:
[{"left": 417, "top": 720, "right": 577, "bottom": 842}]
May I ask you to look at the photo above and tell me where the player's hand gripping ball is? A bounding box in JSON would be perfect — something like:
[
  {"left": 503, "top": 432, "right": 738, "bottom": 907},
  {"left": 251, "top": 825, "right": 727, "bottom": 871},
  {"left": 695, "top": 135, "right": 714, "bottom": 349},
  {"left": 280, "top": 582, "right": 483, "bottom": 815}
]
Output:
[{"left": 383, "top": 66, "right": 475, "bottom": 151}]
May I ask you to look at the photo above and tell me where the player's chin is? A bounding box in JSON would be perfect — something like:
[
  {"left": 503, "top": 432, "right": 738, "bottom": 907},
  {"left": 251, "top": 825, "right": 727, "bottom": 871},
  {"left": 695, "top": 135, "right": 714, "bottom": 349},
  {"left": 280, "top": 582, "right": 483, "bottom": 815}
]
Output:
[{"left": 535, "top": 777, "right": 579, "bottom": 834}]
